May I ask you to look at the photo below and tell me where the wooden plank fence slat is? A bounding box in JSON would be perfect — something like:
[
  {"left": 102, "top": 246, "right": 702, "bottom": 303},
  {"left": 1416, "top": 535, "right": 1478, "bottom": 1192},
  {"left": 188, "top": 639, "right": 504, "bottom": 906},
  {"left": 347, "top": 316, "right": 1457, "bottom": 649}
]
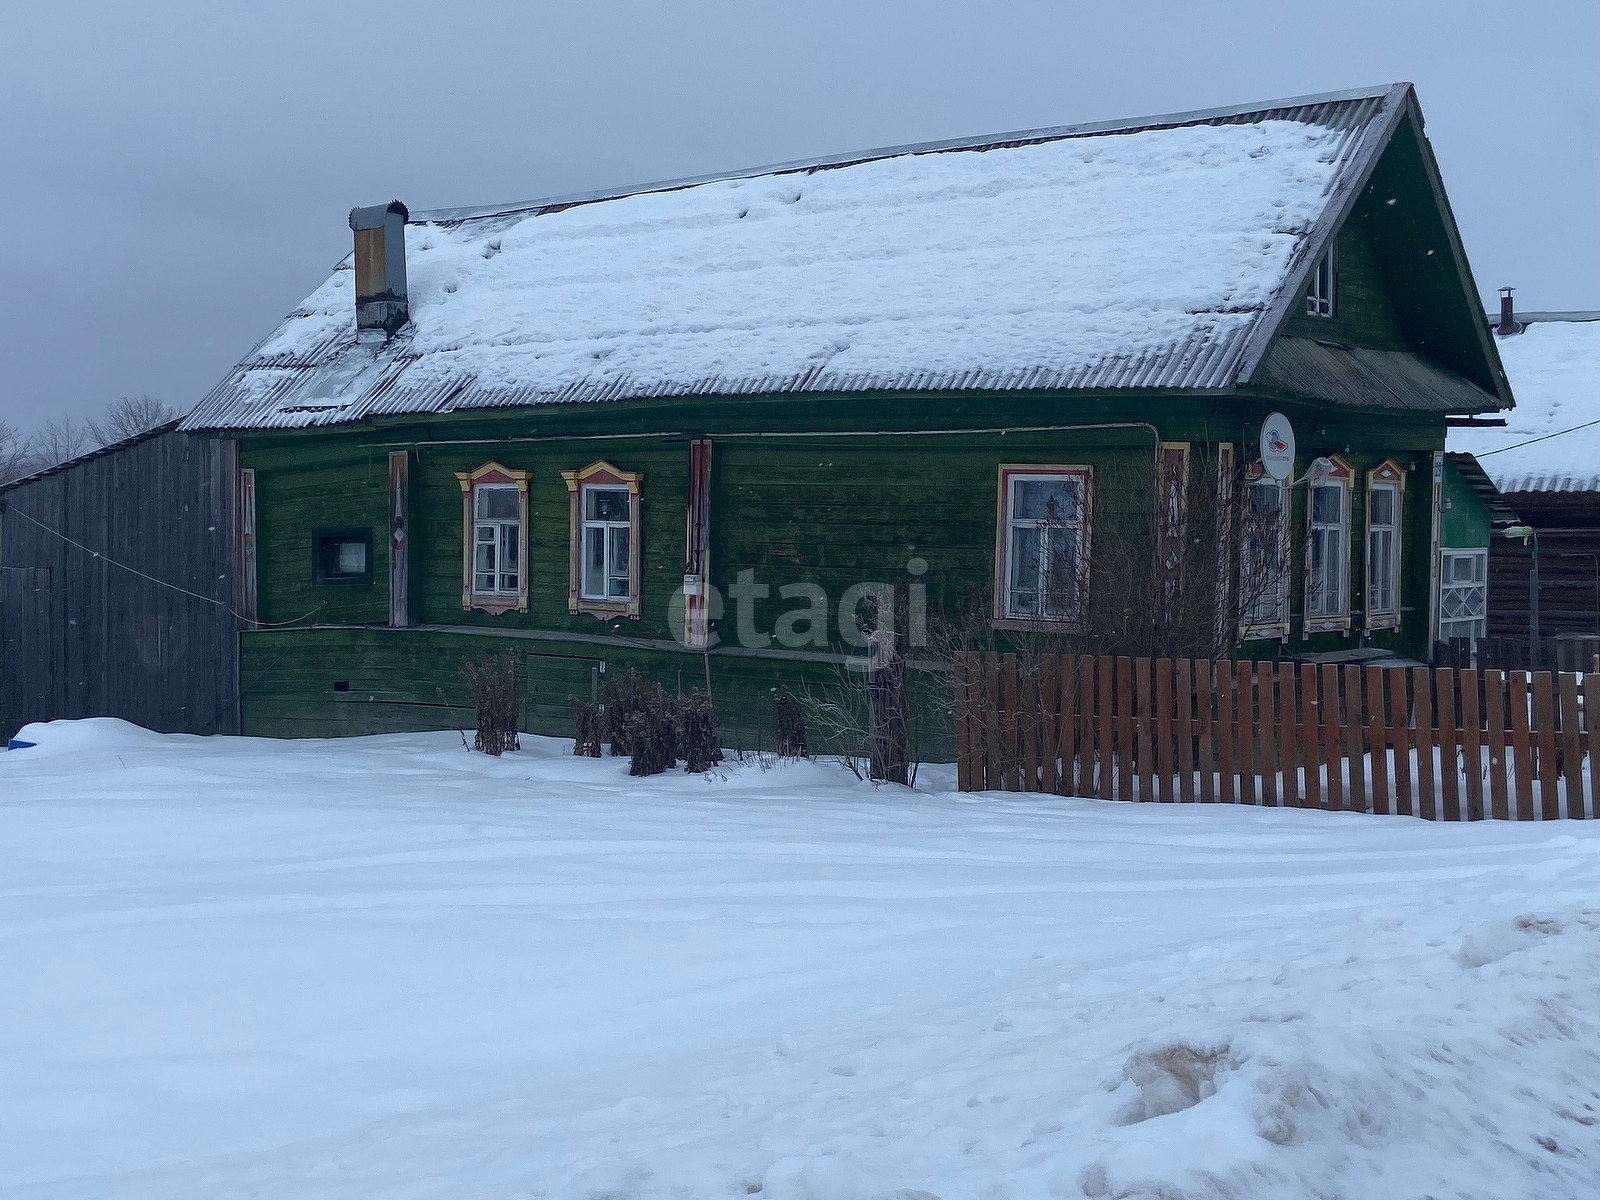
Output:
[
  {"left": 1218, "top": 665, "right": 1236, "bottom": 804},
  {"left": 1414, "top": 667, "right": 1436, "bottom": 821},
  {"left": 1278, "top": 662, "right": 1297, "bottom": 807},
  {"left": 1198, "top": 661, "right": 1216, "bottom": 803},
  {"left": 1113, "top": 657, "right": 1132, "bottom": 801},
  {"left": 954, "top": 654, "right": 974, "bottom": 792},
  {"left": 1156, "top": 658, "right": 1175, "bottom": 802},
  {"left": 1485, "top": 670, "right": 1509, "bottom": 821},
  {"left": 1510, "top": 671, "right": 1534, "bottom": 821},
  {"left": 1019, "top": 660, "right": 1039, "bottom": 792},
  {"left": 1301, "top": 665, "right": 1323, "bottom": 810},
  {"left": 1000, "top": 654, "right": 1020, "bottom": 791},
  {"left": 1257, "top": 662, "right": 1279, "bottom": 807},
  {"left": 1461, "top": 668, "right": 1483, "bottom": 821},
  {"left": 1583, "top": 673, "right": 1600, "bottom": 819},
  {"left": 1096, "top": 656, "right": 1114, "bottom": 799},
  {"left": 1386, "top": 667, "right": 1412, "bottom": 817},
  {"left": 1077, "top": 655, "right": 1095, "bottom": 797},
  {"left": 1558, "top": 672, "right": 1584, "bottom": 819},
  {"left": 1235, "top": 661, "right": 1255, "bottom": 804},
  {"left": 1136, "top": 658, "right": 1154, "bottom": 802},
  {"left": 1177, "top": 659, "right": 1196, "bottom": 802},
  {"left": 1367, "top": 664, "right": 1389, "bottom": 817},
  {"left": 983, "top": 653, "right": 1002, "bottom": 792},
  {"left": 1040, "top": 655, "right": 1059, "bottom": 795},
  {"left": 1533, "top": 671, "right": 1559, "bottom": 820},
  {"left": 1343, "top": 664, "right": 1367, "bottom": 814},
  {"left": 1322, "top": 664, "right": 1344, "bottom": 812},
  {"left": 1437, "top": 667, "right": 1460, "bottom": 821}
]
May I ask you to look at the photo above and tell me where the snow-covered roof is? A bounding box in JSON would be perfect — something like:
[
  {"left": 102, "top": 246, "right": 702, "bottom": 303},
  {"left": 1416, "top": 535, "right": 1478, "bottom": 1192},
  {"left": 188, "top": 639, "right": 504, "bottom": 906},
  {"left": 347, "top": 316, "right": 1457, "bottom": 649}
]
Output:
[
  {"left": 1449, "top": 317, "right": 1600, "bottom": 493},
  {"left": 184, "top": 85, "right": 1414, "bottom": 433}
]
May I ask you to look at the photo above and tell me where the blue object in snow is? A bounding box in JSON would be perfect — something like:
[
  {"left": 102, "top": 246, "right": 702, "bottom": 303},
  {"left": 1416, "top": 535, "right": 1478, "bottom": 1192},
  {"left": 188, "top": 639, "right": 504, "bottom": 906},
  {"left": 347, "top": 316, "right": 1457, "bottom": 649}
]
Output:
[{"left": 6, "top": 739, "right": 36, "bottom": 751}]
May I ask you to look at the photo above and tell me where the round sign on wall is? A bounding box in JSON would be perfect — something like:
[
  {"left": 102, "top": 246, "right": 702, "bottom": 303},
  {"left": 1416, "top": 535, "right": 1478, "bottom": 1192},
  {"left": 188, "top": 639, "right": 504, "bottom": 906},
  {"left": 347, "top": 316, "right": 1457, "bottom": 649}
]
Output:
[{"left": 1259, "top": 412, "right": 1296, "bottom": 481}]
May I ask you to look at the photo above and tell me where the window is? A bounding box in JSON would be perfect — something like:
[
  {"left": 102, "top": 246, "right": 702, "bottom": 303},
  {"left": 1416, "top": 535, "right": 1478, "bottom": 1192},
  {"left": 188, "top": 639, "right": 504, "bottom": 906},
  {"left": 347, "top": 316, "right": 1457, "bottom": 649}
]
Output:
[
  {"left": 454, "top": 462, "right": 531, "bottom": 614},
  {"left": 1304, "top": 457, "right": 1352, "bottom": 632},
  {"left": 1439, "top": 549, "right": 1487, "bottom": 642},
  {"left": 1240, "top": 476, "right": 1288, "bottom": 636},
  {"left": 473, "top": 484, "right": 521, "bottom": 595},
  {"left": 1365, "top": 462, "right": 1405, "bottom": 629},
  {"left": 996, "top": 466, "right": 1091, "bottom": 625},
  {"left": 1305, "top": 242, "right": 1337, "bottom": 318},
  {"left": 312, "top": 528, "right": 372, "bottom": 586},
  {"left": 562, "top": 461, "right": 644, "bottom": 618},
  {"left": 582, "top": 485, "right": 631, "bottom": 601}
]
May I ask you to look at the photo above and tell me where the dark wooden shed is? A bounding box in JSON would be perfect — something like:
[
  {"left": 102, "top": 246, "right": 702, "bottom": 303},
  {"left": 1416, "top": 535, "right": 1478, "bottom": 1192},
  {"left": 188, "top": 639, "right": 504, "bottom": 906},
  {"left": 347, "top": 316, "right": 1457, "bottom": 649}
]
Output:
[{"left": 0, "top": 422, "right": 245, "bottom": 741}]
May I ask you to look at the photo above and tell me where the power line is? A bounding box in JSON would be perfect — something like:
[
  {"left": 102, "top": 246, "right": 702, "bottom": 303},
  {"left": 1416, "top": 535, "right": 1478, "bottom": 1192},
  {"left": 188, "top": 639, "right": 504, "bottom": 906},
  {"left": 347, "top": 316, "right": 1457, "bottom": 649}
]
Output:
[{"left": 1475, "top": 418, "right": 1600, "bottom": 457}]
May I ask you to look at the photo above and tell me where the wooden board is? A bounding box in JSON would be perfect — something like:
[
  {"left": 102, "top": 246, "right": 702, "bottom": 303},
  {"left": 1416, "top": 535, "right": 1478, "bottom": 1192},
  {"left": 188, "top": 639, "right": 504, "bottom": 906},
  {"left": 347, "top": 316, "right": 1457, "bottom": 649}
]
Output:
[
  {"left": 1116, "top": 657, "right": 1134, "bottom": 801},
  {"left": 1386, "top": 667, "right": 1412, "bottom": 817},
  {"left": 1484, "top": 670, "right": 1508, "bottom": 821},
  {"left": 1136, "top": 657, "right": 1154, "bottom": 802},
  {"left": 1258, "top": 662, "right": 1279, "bottom": 807},
  {"left": 1558, "top": 672, "right": 1584, "bottom": 819},
  {"left": 1322, "top": 664, "right": 1344, "bottom": 812},
  {"left": 1532, "top": 671, "right": 1559, "bottom": 820},
  {"left": 1198, "top": 660, "right": 1216, "bottom": 803},
  {"left": 1217, "top": 663, "right": 1235, "bottom": 804},
  {"left": 1509, "top": 671, "right": 1534, "bottom": 821},
  {"left": 1460, "top": 668, "right": 1482, "bottom": 821},
  {"left": 1301, "top": 664, "right": 1323, "bottom": 810},
  {"left": 1366, "top": 664, "right": 1389, "bottom": 816},
  {"left": 1040, "top": 655, "right": 1059, "bottom": 794},
  {"left": 1237, "top": 661, "right": 1257, "bottom": 804},
  {"left": 1343, "top": 664, "right": 1367, "bottom": 813},
  {"left": 1155, "top": 657, "right": 1174, "bottom": 802},
  {"left": 1097, "top": 655, "right": 1115, "bottom": 800},
  {"left": 1278, "top": 662, "right": 1298, "bottom": 807},
  {"left": 1437, "top": 667, "right": 1460, "bottom": 821},
  {"left": 1177, "top": 659, "right": 1196, "bottom": 803},
  {"left": 1414, "top": 667, "right": 1436, "bottom": 821},
  {"left": 1584, "top": 673, "right": 1600, "bottom": 819}
]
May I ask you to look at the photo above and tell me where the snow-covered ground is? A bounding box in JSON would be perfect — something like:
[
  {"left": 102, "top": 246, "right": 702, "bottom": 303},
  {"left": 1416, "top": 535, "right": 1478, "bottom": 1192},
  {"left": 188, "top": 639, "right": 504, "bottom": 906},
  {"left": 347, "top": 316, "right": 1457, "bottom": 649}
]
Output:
[{"left": 3, "top": 720, "right": 1598, "bottom": 1200}]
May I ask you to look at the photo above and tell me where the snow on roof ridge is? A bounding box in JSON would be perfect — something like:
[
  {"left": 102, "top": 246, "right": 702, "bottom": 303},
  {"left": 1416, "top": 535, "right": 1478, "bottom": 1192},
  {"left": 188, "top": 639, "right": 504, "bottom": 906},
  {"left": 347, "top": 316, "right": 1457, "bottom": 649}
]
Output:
[{"left": 412, "top": 83, "right": 1410, "bottom": 226}]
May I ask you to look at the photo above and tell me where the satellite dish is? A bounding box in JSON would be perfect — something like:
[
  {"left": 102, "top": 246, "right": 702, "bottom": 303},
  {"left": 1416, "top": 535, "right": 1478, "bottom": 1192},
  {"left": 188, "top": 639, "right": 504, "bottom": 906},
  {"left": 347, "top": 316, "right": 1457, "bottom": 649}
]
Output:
[{"left": 1259, "top": 412, "right": 1295, "bottom": 481}]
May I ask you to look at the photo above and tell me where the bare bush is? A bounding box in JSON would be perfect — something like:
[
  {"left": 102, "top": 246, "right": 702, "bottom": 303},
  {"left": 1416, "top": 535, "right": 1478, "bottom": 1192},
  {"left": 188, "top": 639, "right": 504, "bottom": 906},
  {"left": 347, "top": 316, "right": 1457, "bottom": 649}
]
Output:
[
  {"left": 774, "top": 689, "right": 807, "bottom": 758},
  {"left": 460, "top": 651, "right": 521, "bottom": 755},
  {"left": 571, "top": 700, "right": 603, "bottom": 757}
]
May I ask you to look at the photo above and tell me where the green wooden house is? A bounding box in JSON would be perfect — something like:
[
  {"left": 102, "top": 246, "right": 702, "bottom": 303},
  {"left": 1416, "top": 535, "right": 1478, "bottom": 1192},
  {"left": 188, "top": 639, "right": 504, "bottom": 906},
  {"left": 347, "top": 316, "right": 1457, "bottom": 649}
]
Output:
[{"left": 182, "top": 83, "right": 1515, "bottom": 748}]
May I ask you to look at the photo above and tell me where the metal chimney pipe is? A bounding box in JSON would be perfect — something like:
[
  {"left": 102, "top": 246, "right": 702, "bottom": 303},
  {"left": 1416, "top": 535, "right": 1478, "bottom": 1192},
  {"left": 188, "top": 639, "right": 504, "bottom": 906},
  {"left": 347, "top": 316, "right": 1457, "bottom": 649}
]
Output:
[
  {"left": 1497, "top": 286, "right": 1517, "bottom": 335},
  {"left": 348, "top": 200, "right": 410, "bottom": 335}
]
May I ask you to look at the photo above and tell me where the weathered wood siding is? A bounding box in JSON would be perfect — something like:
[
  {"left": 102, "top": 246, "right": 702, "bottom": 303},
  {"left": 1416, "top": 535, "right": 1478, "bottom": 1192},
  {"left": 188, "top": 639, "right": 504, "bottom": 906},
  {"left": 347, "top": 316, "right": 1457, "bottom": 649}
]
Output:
[
  {"left": 235, "top": 391, "right": 1450, "bottom": 743},
  {"left": 0, "top": 430, "right": 240, "bottom": 740}
]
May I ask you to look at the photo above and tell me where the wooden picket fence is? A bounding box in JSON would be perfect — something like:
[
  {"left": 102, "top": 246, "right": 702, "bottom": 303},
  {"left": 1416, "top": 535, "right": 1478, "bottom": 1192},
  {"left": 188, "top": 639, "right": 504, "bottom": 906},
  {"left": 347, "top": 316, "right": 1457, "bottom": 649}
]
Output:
[{"left": 951, "top": 652, "right": 1598, "bottom": 820}]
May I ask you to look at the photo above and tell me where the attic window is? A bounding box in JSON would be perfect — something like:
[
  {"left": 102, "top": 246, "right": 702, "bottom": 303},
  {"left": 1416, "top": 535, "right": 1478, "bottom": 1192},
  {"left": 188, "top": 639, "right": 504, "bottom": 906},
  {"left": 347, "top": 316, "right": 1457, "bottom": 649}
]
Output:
[{"left": 1305, "top": 243, "right": 1337, "bottom": 318}]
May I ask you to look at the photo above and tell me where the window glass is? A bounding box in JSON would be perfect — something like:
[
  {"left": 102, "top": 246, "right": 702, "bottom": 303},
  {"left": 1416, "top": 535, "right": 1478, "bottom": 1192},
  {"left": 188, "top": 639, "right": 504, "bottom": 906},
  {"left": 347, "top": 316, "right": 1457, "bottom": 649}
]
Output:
[
  {"left": 1242, "top": 480, "right": 1286, "bottom": 627},
  {"left": 586, "top": 487, "right": 629, "bottom": 523},
  {"left": 608, "top": 526, "right": 630, "bottom": 597},
  {"left": 336, "top": 541, "right": 366, "bottom": 575},
  {"left": 477, "top": 485, "right": 519, "bottom": 520},
  {"left": 1003, "top": 472, "right": 1086, "bottom": 620},
  {"left": 583, "top": 525, "right": 606, "bottom": 598},
  {"left": 1439, "top": 550, "right": 1488, "bottom": 640},
  {"left": 471, "top": 482, "right": 520, "bottom": 595},
  {"left": 1308, "top": 483, "right": 1346, "bottom": 618}
]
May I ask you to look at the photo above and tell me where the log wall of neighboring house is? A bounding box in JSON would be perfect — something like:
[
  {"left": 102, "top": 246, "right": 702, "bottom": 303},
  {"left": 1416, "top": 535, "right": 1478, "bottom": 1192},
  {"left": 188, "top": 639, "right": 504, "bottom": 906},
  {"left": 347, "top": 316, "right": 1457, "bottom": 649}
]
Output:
[
  {"left": 1489, "top": 491, "right": 1600, "bottom": 640},
  {"left": 0, "top": 427, "right": 241, "bottom": 741}
]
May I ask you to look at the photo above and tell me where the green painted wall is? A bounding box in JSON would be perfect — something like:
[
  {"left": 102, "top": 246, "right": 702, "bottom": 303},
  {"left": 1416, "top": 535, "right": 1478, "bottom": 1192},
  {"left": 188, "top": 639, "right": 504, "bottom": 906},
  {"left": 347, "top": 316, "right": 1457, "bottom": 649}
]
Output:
[
  {"left": 1281, "top": 221, "right": 1408, "bottom": 352},
  {"left": 1442, "top": 458, "right": 1492, "bottom": 549}
]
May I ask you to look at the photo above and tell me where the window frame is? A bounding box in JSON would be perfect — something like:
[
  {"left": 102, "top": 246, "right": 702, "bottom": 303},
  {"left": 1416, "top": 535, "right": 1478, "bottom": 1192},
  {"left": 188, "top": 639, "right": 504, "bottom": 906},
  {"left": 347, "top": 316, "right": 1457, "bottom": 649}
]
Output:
[
  {"left": 454, "top": 461, "right": 532, "bottom": 615},
  {"left": 1438, "top": 548, "right": 1488, "bottom": 643},
  {"left": 1303, "top": 454, "right": 1353, "bottom": 634},
  {"left": 992, "top": 464, "right": 1092, "bottom": 631},
  {"left": 1304, "top": 241, "right": 1338, "bottom": 318},
  {"left": 1364, "top": 460, "right": 1406, "bottom": 631},
  {"left": 561, "top": 460, "right": 644, "bottom": 619},
  {"left": 1238, "top": 467, "right": 1290, "bottom": 642},
  {"left": 311, "top": 526, "right": 374, "bottom": 588}
]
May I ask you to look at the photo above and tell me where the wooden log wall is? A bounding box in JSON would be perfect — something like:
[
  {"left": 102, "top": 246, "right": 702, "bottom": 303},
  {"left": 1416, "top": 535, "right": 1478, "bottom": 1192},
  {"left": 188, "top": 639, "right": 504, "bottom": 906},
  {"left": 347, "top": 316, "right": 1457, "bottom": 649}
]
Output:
[
  {"left": 0, "top": 430, "right": 241, "bottom": 740},
  {"left": 953, "top": 651, "right": 1598, "bottom": 820}
]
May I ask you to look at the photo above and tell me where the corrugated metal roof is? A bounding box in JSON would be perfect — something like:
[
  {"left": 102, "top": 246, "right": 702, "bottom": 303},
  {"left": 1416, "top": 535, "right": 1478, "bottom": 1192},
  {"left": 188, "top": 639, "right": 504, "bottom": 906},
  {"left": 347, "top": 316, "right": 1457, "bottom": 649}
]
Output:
[
  {"left": 184, "top": 84, "right": 1411, "bottom": 434},
  {"left": 1253, "top": 337, "right": 1502, "bottom": 412}
]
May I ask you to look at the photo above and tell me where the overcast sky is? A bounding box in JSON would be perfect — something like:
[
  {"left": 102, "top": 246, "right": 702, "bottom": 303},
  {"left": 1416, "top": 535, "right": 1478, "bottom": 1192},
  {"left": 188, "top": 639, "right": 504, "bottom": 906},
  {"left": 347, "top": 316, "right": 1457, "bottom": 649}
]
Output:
[{"left": 1, "top": 0, "right": 1595, "bottom": 435}]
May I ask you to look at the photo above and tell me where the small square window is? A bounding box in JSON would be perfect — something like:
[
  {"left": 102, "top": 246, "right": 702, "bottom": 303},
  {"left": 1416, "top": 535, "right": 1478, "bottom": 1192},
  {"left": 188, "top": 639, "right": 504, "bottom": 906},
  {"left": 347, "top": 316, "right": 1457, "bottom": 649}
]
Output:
[
  {"left": 1305, "top": 243, "right": 1337, "bottom": 318},
  {"left": 312, "top": 528, "right": 373, "bottom": 586}
]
